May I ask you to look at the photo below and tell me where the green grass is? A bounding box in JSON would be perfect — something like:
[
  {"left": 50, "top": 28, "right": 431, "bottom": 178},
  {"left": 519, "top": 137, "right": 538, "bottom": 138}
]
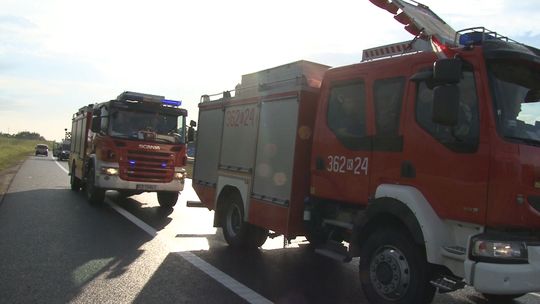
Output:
[{"left": 0, "top": 138, "right": 52, "bottom": 172}]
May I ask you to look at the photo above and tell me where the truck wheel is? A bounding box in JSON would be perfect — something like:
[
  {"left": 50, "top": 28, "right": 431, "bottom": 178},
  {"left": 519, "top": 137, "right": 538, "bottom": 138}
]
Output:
[
  {"left": 359, "top": 228, "right": 435, "bottom": 304},
  {"left": 247, "top": 224, "right": 268, "bottom": 248},
  {"left": 221, "top": 199, "right": 268, "bottom": 248},
  {"left": 482, "top": 293, "right": 525, "bottom": 303},
  {"left": 86, "top": 165, "right": 105, "bottom": 204},
  {"left": 70, "top": 166, "right": 82, "bottom": 192},
  {"left": 157, "top": 192, "right": 179, "bottom": 208}
]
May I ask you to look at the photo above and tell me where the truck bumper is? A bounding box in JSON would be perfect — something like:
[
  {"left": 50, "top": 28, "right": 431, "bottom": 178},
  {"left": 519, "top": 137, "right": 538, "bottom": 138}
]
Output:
[
  {"left": 95, "top": 173, "right": 185, "bottom": 192},
  {"left": 467, "top": 245, "right": 540, "bottom": 294}
]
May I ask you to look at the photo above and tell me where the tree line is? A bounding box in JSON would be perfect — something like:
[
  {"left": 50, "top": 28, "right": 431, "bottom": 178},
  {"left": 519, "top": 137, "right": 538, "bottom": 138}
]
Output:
[{"left": 0, "top": 131, "right": 46, "bottom": 141}]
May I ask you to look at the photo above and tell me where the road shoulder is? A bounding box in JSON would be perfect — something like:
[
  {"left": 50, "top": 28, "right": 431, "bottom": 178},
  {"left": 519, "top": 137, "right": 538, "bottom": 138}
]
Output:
[{"left": 0, "top": 159, "right": 26, "bottom": 205}]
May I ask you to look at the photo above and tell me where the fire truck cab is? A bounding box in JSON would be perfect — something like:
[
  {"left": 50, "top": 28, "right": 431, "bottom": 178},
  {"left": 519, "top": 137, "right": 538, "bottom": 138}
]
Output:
[{"left": 69, "top": 91, "right": 188, "bottom": 208}]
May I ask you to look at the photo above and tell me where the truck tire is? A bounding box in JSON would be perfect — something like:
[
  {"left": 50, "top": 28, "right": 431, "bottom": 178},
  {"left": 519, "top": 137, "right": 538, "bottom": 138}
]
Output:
[
  {"left": 86, "top": 165, "right": 105, "bottom": 204},
  {"left": 482, "top": 293, "right": 525, "bottom": 303},
  {"left": 157, "top": 192, "right": 179, "bottom": 208},
  {"left": 70, "top": 166, "right": 82, "bottom": 192},
  {"left": 221, "top": 198, "right": 268, "bottom": 249},
  {"left": 359, "top": 228, "right": 435, "bottom": 304}
]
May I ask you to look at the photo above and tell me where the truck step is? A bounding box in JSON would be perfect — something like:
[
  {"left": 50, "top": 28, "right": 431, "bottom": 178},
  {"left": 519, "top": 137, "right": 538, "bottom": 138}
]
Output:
[
  {"left": 430, "top": 275, "right": 466, "bottom": 293},
  {"left": 314, "top": 241, "right": 352, "bottom": 262},
  {"left": 322, "top": 219, "right": 354, "bottom": 230},
  {"left": 186, "top": 200, "right": 205, "bottom": 208},
  {"left": 442, "top": 245, "right": 466, "bottom": 255},
  {"left": 315, "top": 248, "right": 352, "bottom": 262}
]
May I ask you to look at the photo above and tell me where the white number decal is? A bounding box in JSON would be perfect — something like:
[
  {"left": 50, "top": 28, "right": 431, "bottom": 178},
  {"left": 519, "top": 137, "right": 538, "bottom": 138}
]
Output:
[
  {"left": 327, "top": 155, "right": 368, "bottom": 175},
  {"left": 339, "top": 156, "right": 346, "bottom": 173}
]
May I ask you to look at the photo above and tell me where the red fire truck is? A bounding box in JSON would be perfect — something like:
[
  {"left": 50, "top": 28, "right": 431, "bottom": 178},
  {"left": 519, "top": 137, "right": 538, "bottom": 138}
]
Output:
[
  {"left": 192, "top": 1, "right": 540, "bottom": 303},
  {"left": 69, "top": 91, "right": 188, "bottom": 208}
]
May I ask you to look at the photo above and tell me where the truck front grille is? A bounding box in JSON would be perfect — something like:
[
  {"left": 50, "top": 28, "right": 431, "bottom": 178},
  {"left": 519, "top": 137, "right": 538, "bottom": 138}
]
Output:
[{"left": 120, "top": 150, "right": 175, "bottom": 182}]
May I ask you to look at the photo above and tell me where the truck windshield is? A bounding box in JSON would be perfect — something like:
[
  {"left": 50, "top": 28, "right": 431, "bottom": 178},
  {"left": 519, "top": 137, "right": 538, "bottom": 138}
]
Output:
[
  {"left": 488, "top": 59, "right": 540, "bottom": 144},
  {"left": 109, "top": 110, "right": 186, "bottom": 144}
]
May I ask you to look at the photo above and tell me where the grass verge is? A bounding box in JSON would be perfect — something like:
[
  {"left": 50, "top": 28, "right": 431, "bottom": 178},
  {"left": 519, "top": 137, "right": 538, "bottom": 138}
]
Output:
[{"left": 0, "top": 138, "right": 52, "bottom": 172}]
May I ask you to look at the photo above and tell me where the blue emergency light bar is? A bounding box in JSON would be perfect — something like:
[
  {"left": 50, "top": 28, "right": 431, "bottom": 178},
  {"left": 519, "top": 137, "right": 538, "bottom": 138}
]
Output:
[
  {"left": 459, "top": 32, "right": 495, "bottom": 46},
  {"left": 456, "top": 27, "right": 515, "bottom": 47},
  {"left": 162, "top": 99, "right": 182, "bottom": 107}
]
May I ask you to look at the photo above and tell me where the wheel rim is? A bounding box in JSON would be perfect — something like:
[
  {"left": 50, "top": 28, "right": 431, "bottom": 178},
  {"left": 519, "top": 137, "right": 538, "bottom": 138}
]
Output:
[
  {"left": 369, "top": 245, "right": 411, "bottom": 301},
  {"left": 226, "top": 203, "right": 242, "bottom": 237}
]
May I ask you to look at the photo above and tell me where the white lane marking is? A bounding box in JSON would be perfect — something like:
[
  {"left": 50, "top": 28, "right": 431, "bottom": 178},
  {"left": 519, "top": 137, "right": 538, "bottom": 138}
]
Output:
[
  {"left": 52, "top": 155, "right": 272, "bottom": 303},
  {"left": 107, "top": 200, "right": 272, "bottom": 304},
  {"left": 54, "top": 159, "right": 69, "bottom": 174},
  {"left": 177, "top": 251, "right": 272, "bottom": 304},
  {"left": 108, "top": 202, "right": 157, "bottom": 237}
]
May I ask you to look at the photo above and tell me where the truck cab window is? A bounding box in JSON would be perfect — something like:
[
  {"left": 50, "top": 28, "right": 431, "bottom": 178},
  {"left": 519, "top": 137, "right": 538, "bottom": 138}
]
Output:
[
  {"left": 110, "top": 110, "right": 185, "bottom": 144},
  {"left": 327, "top": 81, "right": 368, "bottom": 149},
  {"left": 100, "top": 106, "right": 108, "bottom": 133},
  {"left": 488, "top": 60, "right": 540, "bottom": 144},
  {"left": 373, "top": 77, "right": 405, "bottom": 151},
  {"left": 415, "top": 68, "right": 479, "bottom": 153},
  {"left": 374, "top": 77, "right": 405, "bottom": 136}
]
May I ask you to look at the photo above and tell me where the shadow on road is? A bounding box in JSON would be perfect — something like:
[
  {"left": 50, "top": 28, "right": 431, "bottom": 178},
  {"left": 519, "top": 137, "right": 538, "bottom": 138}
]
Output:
[
  {"left": 108, "top": 191, "right": 174, "bottom": 231},
  {"left": 132, "top": 252, "right": 247, "bottom": 304},
  {"left": 0, "top": 188, "right": 152, "bottom": 303}
]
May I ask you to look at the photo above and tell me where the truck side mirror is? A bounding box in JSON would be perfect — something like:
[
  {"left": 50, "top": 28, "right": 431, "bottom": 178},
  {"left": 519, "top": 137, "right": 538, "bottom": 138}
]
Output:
[
  {"left": 433, "top": 84, "right": 459, "bottom": 126},
  {"left": 433, "top": 58, "right": 462, "bottom": 83},
  {"left": 91, "top": 116, "right": 101, "bottom": 133},
  {"left": 190, "top": 120, "right": 197, "bottom": 127}
]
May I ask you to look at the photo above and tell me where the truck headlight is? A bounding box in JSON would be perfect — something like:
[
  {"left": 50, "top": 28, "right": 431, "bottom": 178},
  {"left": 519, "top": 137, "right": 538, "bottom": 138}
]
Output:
[
  {"left": 101, "top": 167, "right": 119, "bottom": 176},
  {"left": 471, "top": 238, "right": 528, "bottom": 262}
]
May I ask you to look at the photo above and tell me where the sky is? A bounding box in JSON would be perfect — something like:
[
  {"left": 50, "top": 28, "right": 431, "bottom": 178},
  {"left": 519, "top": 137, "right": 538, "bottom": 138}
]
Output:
[{"left": 1, "top": 0, "right": 540, "bottom": 141}]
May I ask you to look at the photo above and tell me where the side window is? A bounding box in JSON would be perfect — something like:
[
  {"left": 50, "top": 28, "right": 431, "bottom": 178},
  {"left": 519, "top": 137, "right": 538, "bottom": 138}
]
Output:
[
  {"left": 100, "top": 106, "right": 109, "bottom": 133},
  {"left": 71, "top": 120, "right": 78, "bottom": 154},
  {"left": 373, "top": 77, "right": 405, "bottom": 151},
  {"left": 327, "top": 81, "right": 368, "bottom": 150},
  {"left": 78, "top": 119, "right": 85, "bottom": 155},
  {"left": 415, "top": 68, "right": 479, "bottom": 152}
]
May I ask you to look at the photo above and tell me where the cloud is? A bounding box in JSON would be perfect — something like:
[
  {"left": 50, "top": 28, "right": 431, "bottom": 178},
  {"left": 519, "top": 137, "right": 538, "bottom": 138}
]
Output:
[
  {"left": 0, "top": 96, "right": 23, "bottom": 111},
  {"left": 0, "top": 15, "right": 36, "bottom": 29},
  {"left": 0, "top": 51, "right": 104, "bottom": 83}
]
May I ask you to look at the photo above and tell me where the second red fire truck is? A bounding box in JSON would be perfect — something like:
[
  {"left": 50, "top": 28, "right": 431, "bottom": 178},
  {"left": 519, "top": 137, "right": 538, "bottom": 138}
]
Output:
[{"left": 191, "top": 0, "right": 540, "bottom": 303}]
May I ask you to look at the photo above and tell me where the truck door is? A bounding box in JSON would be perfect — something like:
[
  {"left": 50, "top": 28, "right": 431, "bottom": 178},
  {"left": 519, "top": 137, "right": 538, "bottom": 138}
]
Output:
[
  {"left": 369, "top": 76, "right": 407, "bottom": 191},
  {"left": 311, "top": 78, "right": 372, "bottom": 204},
  {"left": 403, "top": 63, "right": 489, "bottom": 224}
]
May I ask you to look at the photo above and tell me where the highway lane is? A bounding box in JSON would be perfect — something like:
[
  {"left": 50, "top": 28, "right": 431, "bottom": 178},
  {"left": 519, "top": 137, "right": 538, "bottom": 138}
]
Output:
[
  {"left": 0, "top": 155, "right": 245, "bottom": 304},
  {"left": 1, "top": 155, "right": 539, "bottom": 303}
]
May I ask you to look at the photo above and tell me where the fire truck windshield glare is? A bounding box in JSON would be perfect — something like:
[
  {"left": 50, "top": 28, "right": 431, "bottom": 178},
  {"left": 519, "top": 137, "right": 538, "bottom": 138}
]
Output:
[
  {"left": 109, "top": 110, "right": 186, "bottom": 144},
  {"left": 488, "top": 59, "right": 540, "bottom": 145}
]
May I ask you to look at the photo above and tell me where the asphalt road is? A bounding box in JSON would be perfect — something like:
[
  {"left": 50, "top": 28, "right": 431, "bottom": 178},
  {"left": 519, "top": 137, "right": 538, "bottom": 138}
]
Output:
[{"left": 1, "top": 155, "right": 539, "bottom": 304}]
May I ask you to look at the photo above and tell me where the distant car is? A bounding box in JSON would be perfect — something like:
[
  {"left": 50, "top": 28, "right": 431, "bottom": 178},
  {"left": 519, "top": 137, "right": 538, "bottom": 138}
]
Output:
[
  {"left": 54, "top": 142, "right": 70, "bottom": 161},
  {"left": 35, "top": 144, "right": 49, "bottom": 157},
  {"left": 57, "top": 147, "right": 70, "bottom": 161}
]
